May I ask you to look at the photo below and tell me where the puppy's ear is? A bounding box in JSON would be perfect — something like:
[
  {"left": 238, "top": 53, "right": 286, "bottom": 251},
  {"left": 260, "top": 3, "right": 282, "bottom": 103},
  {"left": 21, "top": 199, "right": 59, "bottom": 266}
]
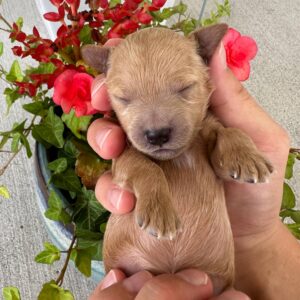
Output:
[
  {"left": 190, "top": 23, "right": 228, "bottom": 64},
  {"left": 81, "top": 45, "right": 111, "bottom": 74}
]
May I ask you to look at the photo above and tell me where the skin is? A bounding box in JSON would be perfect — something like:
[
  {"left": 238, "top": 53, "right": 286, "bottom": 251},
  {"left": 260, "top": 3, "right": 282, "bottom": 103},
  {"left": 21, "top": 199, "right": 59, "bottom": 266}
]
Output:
[{"left": 87, "top": 40, "right": 300, "bottom": 299}]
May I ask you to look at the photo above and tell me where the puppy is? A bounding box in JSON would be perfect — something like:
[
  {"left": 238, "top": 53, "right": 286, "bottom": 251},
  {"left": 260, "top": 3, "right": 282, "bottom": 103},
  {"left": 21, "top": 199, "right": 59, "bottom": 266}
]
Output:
[{"left": 82, "top": 24, "right": 273, "bottom": 293}]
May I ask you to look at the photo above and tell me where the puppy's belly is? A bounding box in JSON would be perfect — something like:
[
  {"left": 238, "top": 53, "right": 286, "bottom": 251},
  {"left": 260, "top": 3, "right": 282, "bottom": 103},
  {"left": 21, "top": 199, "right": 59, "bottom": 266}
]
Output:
[{"left": 103, "top": 163, "right": 235, "bottom": 292}]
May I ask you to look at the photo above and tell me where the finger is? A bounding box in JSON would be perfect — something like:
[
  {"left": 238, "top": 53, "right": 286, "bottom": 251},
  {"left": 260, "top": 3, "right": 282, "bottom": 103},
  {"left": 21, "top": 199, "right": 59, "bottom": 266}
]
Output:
[
  {"left": 91, "top": 74, "right": 111, "bottom": 111},
  {"left": 209, "top": 43, "right": 285, "bottom": 147},
  {"left": 90, "top": 271, "right": 153, "bottom": 300},
  {"left": 136, "top": 269, "right": 213, "bottom": 300},
  {"left": 211, "top": 289, "right": 250, "bottom": 300},
  {"left": 87, "top": 118, "right": 126, "bottom": 160},
  {"left": 91, "top": 38, "right": 123, "bottom": 111},
  {"left": 95, "top": 171, "right": 135, "bottom": 214},
  {"left": 89, "top": 269, "right": 126, "bottom": 299}
]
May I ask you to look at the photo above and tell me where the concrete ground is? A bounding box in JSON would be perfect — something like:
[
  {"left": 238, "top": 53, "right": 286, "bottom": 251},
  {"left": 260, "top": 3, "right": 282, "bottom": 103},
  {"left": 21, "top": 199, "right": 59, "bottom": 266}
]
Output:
[{"left": 0, "top": 0, "right": 299, "bottom": 299}]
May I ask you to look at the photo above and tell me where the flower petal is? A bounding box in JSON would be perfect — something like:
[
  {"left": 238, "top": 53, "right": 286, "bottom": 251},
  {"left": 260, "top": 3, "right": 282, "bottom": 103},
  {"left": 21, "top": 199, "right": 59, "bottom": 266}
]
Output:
[
  {"left": 228, "top": 61, "right": 251, "bottom": 81},
  {"left": 223, "top": 28, "right": 241, "bottom": 49},
  {"left": 231, "top": 36, "right": 258, "bottom": 61}
]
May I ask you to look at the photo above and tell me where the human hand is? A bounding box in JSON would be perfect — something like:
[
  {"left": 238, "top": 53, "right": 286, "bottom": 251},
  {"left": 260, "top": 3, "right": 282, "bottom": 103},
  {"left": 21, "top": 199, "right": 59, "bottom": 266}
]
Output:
[{"left": 89, "top": 269, "right": 248, "bottom": 300}]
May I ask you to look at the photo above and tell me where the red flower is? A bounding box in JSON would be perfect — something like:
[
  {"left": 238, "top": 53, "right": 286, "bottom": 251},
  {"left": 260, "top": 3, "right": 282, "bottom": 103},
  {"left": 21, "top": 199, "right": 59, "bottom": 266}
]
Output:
[
  {"left": 44, "top": 5, "right": 65, "bottom": 22},
  {"left": 136, "top": 10, "right": 152, "bottom": 24},
  {"left": 53, "top": 70, "right": 97, "bottom": 117},
  {"left": 223, "top": 28, "right": 258, "bottom": 81}
]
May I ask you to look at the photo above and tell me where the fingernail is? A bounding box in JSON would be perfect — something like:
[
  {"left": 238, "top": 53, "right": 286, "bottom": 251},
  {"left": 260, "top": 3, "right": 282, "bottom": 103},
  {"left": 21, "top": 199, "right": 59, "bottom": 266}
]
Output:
[
  {"left": 218, "top": 42, "right": 227, "bottom": 70},
  {"left": 91, "top": 77, "right": 105, "bottom": 100},
  {"left": 123, "top": 271, "right": 153, "bottom": 293},
  {"left": 108, "top": 188, "right": 123, "bottom": 210},
  {"left": 176, "top": 270, "right": 208, "bottom": 286},
  {"left": 101, "top": 270, "right": 118, "bottom": 290},
  {"left": 96, "top": 128, "right": 112, "bottom": 150}
]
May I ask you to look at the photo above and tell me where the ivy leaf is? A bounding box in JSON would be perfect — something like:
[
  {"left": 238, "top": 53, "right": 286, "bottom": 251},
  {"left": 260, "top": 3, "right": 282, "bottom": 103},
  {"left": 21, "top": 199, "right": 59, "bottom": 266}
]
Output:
[
  {"left": 280, "top": 209, "right": 300, "bottom": 223},
  {"left": 286, "top": 223, "right": 300, "bottom": 239},
  {"left": 285, "top": 153, "right": 296, "bottom": 179},
  {"left": 48, "top": 158, "right": 68, "bottom": 174},
  {"left": 281, "top": 183, "right": 296, "bottom": 209},
  {"left": 75, "top": 152, "right": 111, "bottom": 188},
  {"left": 51, "top": 169, "right": 82, "bottom": 193},
  {"left": 0, "top": 42, "right": 3, "bottom": 57},
  {"left": 6, "top": 60, "right": 23, "bottom": 82},
  {"left": 73, "top": 188, "right": 106, "bottom": 231},
  {"left": 38, "top": 281, "right": 74, "bottom": 300},
  {"left": 0, "top": 186, "right": 10, "bottom": 199},
  {"left": 4, "top": 88, "right": 21, "bottom": 113},
  {"left": 35, "top": 242, "right": 61, "bottom": 264},
  {"left": 23, "top": 102, "right": 48, "bottom": 116},
  {"left": 62, "top": 109, "right": 92, "bottom": 140},
  {"left": 32, "top": 107, "right": 65, "bottom": 148},
  {"left": 2, "top": 286, "right": 21, "bottom": 300},
  {"left": 44, "top": 191, "right": 71, "bottom": 224},
  {"left": 76, "top": 228, "right": 103, "bottom": 260},
  {"left": 70, "top": 247, "right": 95, "bottom": 277},
  {"left": 11, "top": 133, "right": 21, "bottom": 152}
]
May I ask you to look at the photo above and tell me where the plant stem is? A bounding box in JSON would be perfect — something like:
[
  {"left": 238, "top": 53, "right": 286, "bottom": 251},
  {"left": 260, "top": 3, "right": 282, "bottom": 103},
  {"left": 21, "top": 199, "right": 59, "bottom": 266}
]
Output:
[
  {"left": 0, "top": 13, "right": 12, "bottom": 30},
  {"left": 0, "top": 27, "right": 10, "bottom": 33},
  {"left": 0, "top": 151, "right": 19, "bottom": 176},
  {"left": 0, "top": 116, "right": 37, "bottom": 176},
  {"left": 290, "top": 148, "right": 300, "bottom": 154},
  {"left": 56, "top": 235, "right": 77, "bottom": 286}
]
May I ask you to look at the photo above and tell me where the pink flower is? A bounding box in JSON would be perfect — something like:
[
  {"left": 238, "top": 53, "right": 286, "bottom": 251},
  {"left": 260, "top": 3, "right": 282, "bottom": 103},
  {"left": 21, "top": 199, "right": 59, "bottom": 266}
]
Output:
[
  {"left": 223, "top": 28, "right": 258, "bottom": 81},
  {"left": 53, "top": 70, "right": 97, "bottom": 117}
]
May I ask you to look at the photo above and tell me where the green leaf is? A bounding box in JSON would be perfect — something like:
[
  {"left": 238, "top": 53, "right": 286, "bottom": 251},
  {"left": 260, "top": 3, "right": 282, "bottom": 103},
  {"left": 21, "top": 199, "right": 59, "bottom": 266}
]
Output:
[
  {"left": 281, "top": 183, "right": 296, "bottom": 209},
  {"left": 280, "top": 209, "right": 300, "bottom": 223},
  {"left": 51, "top": 169, "right": 82, "bottom": 193},
  {"left": 35, "top": 242, "right": 61, "bottom": 265},
  {"left": 75, "top": 151, "right": 111, "bottom": 188},
  {"left": 20, "top": 134, "right": 32, "bottom": 158},
  {"left": 285, "top": 153, "right": 296, "bottom": 179},
  {"left": 0, "top": 42, "right": 3, "bottom": 57},
  {"left": 6, "top": 60, "right": 23, "bottom": 82},
  {"left": 70, "top": 247, "right": 95, "bottom": 277},
  {"left": 0, "top": 135, "right": 9, "bottom": 149},
  {"left": 0, "top": 186, "right": 10, "bottom": 199},
  {"left": 16, "top": 17, "right": 23, "bottom": 30},
  {"left": 62, "top": 109, "right": 92, "bottom": 140},
  {"left": 28, "top": 62, "right": 56, "bottom": 75},
  {"left": 4, "top": 87, "right": 22, "bottom": 112},
  {"left": 109, "top": 0, "right": 121, "bottom": 8},
  {"left": 79, "top": 25, "right": 93, "bottom": 45},
  {"left": 73, "top": 188, "right": 106, "bottom": 231},
  {"left": 44, "top": 191, "right": 71, "bottom": 224},
  {"left": 32, "top": 107, "right": 65, "bottom": 148},
  {"left": 64, "top": 140, "right": 80, "bottom": 158},
  {"left": 23, "top": 102, "right": 47, "bottom": 116},
  {"left": 38, "top": 281, "right": 74, "bottom": 300},
  {"left": 100, "top": 223, "right": 106, "bottom": 233},
  {"left": 48, "top": 158, "right": 68, "bottom": 174},
  {"left": 2, "top": 286, "right": 21, "bottom": 300},
  {"left": 11, "top": 133, "right": 21, "bottom": 152},
  {"left": 76, "top": 228, "right": 103, "bottom": 260}
]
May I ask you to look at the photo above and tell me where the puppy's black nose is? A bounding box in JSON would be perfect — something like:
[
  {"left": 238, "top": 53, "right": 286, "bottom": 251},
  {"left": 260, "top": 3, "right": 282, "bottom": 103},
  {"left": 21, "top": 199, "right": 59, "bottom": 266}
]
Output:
[{"left": 145, "top": 128, "right": 171, "bottom": 146}]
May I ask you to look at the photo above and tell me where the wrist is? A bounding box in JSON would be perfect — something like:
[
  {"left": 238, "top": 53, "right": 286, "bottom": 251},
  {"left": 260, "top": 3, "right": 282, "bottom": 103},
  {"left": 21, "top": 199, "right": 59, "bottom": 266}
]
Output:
[{"left": 234, "top": 221, "right": 300, "bottom": 299}]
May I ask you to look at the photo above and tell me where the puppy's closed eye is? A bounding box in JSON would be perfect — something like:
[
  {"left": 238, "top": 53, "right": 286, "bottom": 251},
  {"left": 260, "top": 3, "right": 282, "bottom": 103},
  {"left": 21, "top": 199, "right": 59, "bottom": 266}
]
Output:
[
  {"left": 114, "top": 95, "right": 130, "bottom": 105},
  {"left": 177, "top": 83, "right": 196, "bottom": 94}
]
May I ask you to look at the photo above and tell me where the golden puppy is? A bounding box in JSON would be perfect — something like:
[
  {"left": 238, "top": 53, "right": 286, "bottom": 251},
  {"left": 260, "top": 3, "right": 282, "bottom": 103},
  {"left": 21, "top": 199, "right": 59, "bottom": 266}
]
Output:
[{"left": 82, "top": 24, "right": 273, "bottom": 293}]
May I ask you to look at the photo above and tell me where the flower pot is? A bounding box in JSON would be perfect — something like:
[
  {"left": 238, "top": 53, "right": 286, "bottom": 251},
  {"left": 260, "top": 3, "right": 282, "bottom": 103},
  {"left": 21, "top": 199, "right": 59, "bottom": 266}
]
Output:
[{"left": 34, "top": 142, "right": 105, "bottom": 282}]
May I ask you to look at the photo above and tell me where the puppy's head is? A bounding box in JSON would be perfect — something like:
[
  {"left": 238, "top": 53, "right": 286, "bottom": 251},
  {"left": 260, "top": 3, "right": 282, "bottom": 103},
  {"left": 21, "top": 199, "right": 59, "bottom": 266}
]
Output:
[{"left": 82, "top": 24, "right": 228, "bottom": 160}]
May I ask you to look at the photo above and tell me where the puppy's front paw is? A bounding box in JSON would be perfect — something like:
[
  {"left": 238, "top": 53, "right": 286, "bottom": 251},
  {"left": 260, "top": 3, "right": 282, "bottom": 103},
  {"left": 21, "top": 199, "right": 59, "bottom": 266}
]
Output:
[
  {"left": 211, "top": 129, "right": 274, "bottom": 183},
  {"left": 135, "top": 193, "right": 180, "bottom": 240}
]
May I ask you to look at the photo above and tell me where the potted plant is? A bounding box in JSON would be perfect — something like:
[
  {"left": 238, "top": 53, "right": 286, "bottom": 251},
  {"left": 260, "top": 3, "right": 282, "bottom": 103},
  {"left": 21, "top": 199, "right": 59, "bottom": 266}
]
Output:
[{"left": 0, "top": 0, "right": 299, "bottom": 299}]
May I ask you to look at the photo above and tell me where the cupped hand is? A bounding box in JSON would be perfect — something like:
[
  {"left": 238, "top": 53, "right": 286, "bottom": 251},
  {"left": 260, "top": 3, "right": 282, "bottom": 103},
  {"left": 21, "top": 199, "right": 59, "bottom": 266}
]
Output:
[
  {"left": 88, "top": 269, "right": 248, "bottom": 300},
  {"left": 87, "top": 39, "right": 290, "bottom": 251}
]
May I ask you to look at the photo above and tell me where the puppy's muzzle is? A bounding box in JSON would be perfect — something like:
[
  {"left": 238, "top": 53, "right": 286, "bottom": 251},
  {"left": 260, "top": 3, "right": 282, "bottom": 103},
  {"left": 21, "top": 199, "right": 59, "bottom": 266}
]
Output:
[{"left": 144, "top": 127, "right": 172, "bottom": 146}]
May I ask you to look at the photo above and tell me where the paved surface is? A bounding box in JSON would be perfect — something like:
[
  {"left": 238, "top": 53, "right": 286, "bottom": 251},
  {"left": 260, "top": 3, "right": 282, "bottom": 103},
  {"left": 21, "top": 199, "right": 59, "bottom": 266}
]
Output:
[{"left": 0, "top": 0, "right": 299, "bottom": 299}]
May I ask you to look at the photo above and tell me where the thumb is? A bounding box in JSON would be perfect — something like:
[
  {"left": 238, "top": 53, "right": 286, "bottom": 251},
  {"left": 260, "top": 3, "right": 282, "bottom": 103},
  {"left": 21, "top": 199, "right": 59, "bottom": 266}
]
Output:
[{"left": 209, "top": 43, "right": 280, "bottom": 144}]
